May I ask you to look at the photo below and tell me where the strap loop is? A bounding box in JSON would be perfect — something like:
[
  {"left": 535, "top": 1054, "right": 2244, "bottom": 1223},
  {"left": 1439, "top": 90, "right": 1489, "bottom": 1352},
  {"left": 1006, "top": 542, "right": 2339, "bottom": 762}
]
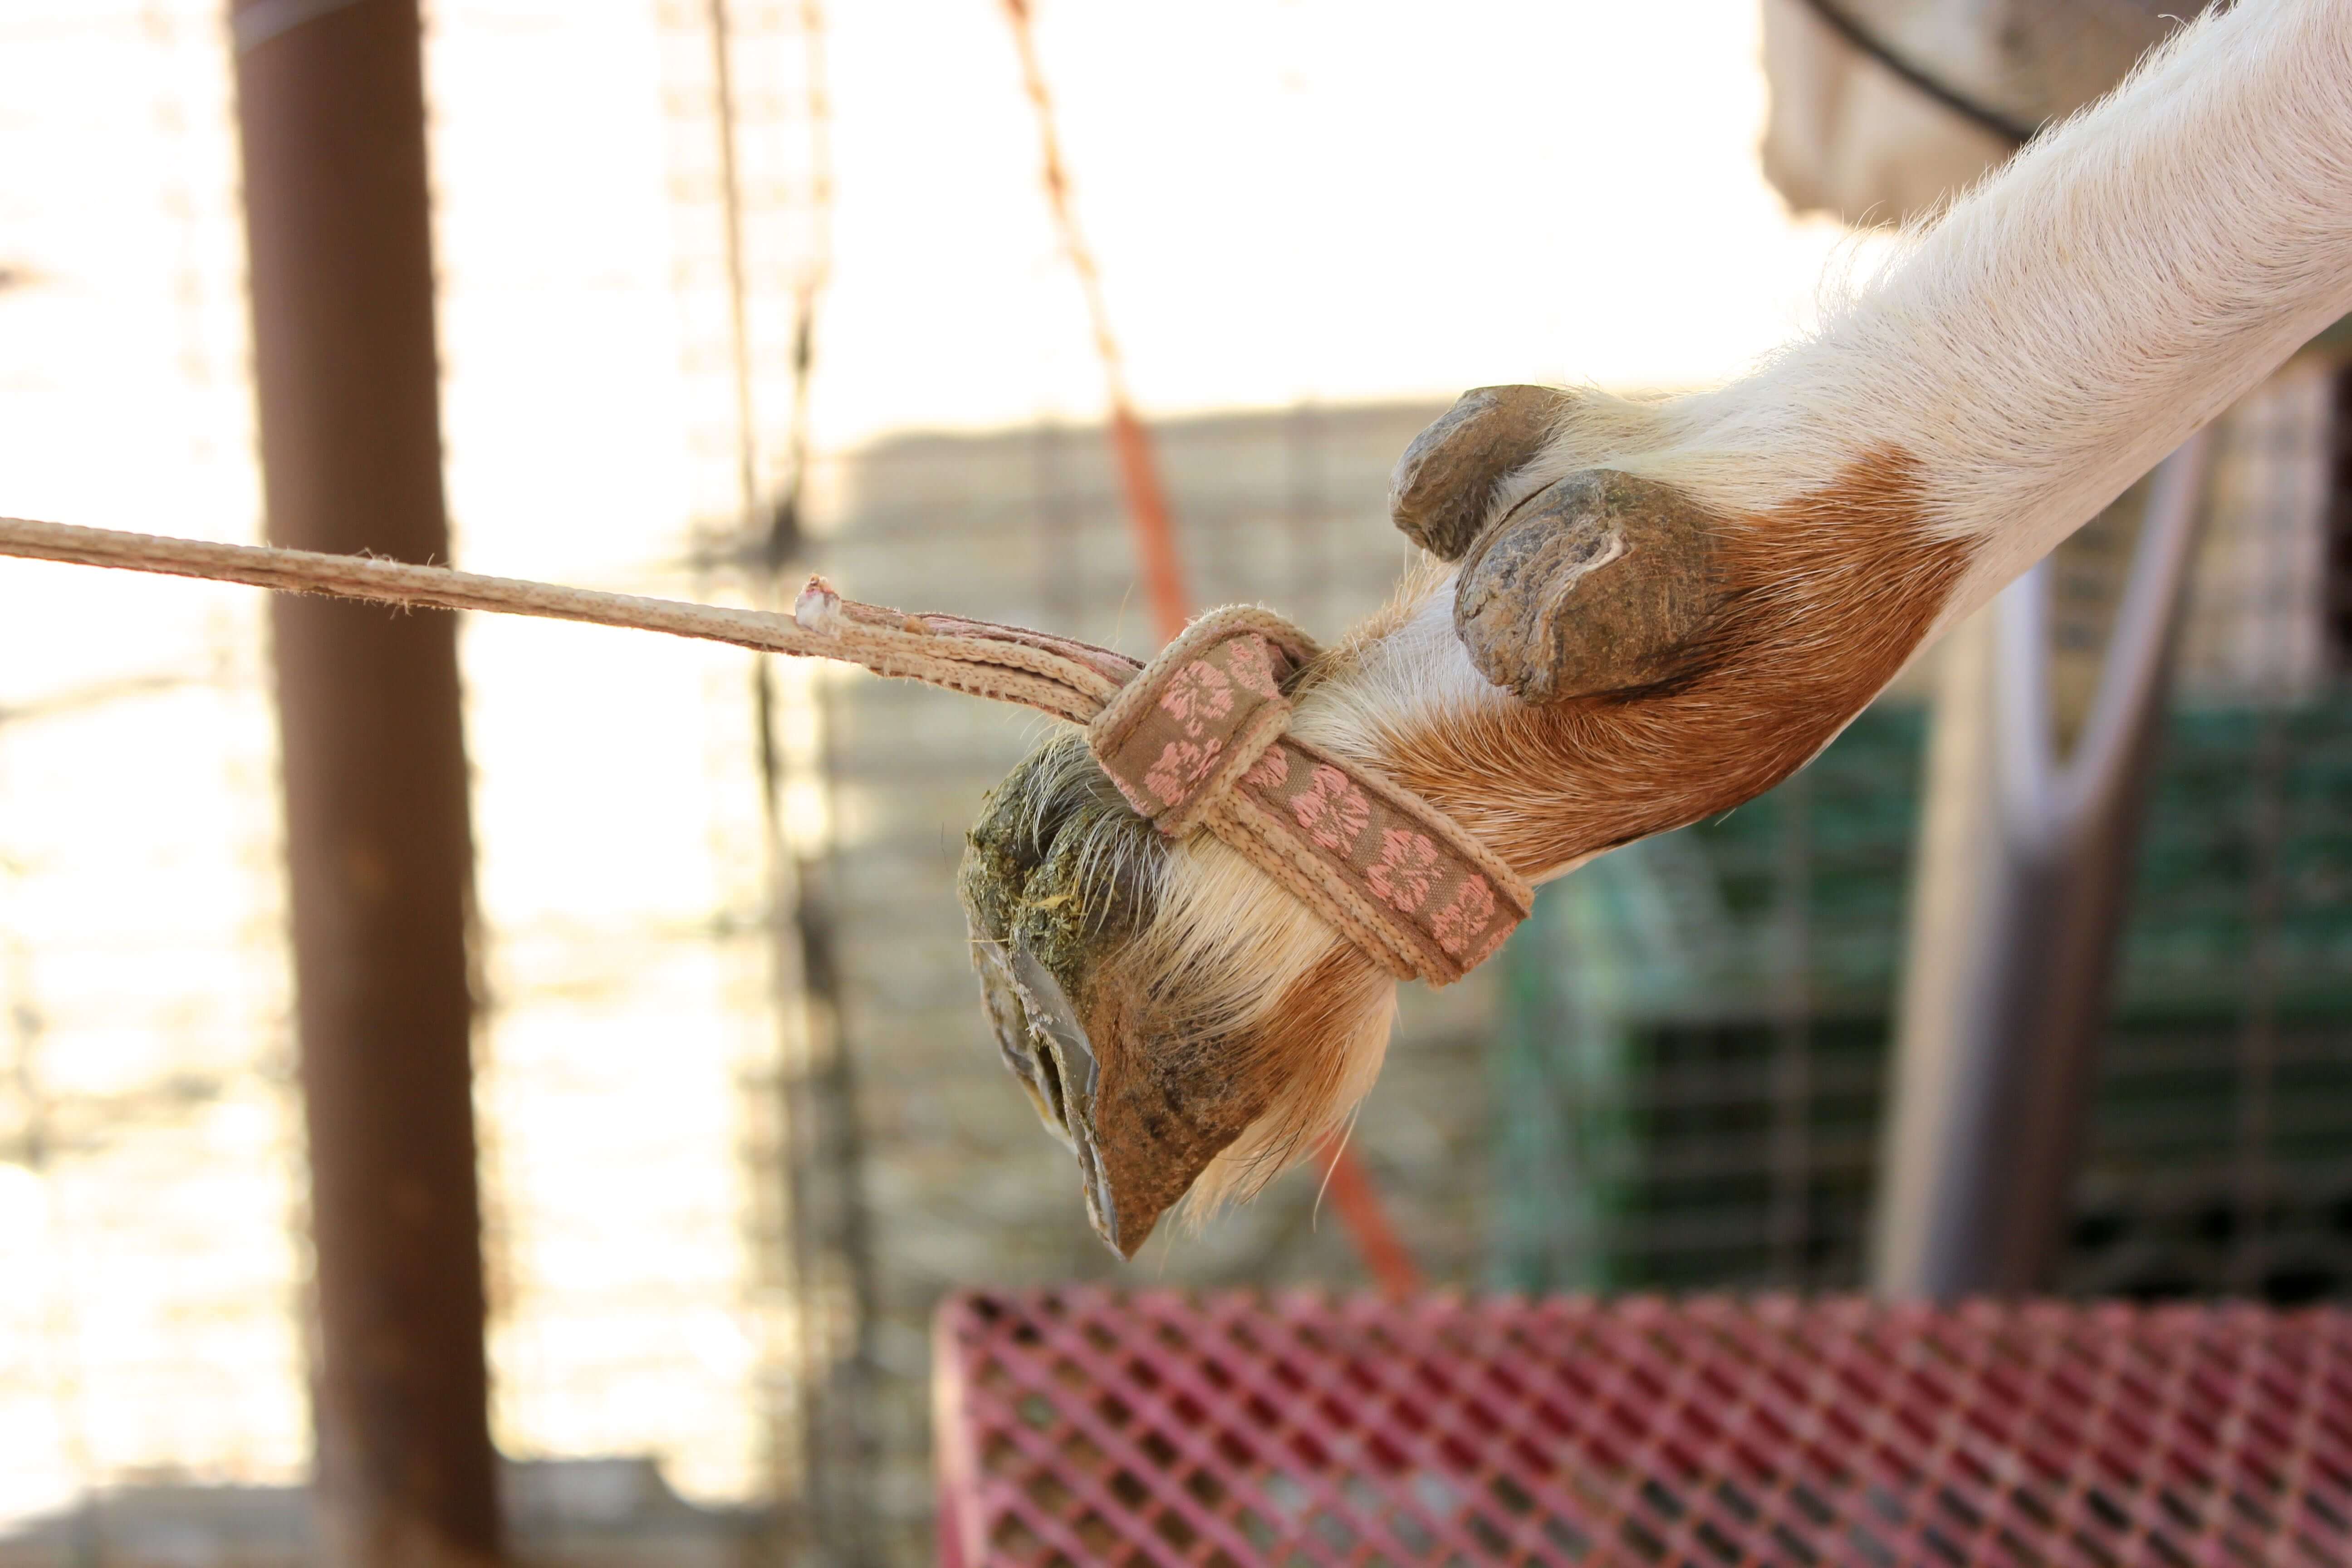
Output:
[
  {"left": 791, "top": 577, "right": 1532, "bottom": 985},
  {"left": 1087, "top": 607, "right": 1314, "bottom": 838}
]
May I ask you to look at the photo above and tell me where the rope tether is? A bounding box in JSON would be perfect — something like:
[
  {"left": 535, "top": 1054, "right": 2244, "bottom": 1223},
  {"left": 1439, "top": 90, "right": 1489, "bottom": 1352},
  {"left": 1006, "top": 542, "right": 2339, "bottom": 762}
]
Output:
[{"left": 0, "top": 516, "right": 1530, "bottom": 986}]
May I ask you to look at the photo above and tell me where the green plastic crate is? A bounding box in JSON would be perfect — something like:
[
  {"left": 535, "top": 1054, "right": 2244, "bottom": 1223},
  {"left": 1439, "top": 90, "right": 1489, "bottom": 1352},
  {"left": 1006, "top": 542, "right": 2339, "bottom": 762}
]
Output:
[{"left": 1493, "top": 701, "right": 2352, "bottom": 1300}]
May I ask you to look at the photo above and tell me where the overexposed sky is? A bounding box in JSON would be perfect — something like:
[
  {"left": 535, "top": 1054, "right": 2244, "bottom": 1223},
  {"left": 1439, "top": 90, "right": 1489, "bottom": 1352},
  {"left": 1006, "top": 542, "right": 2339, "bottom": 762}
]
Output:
[{"left": 810, "top": 0, "right": 1872, "bottom": 446}]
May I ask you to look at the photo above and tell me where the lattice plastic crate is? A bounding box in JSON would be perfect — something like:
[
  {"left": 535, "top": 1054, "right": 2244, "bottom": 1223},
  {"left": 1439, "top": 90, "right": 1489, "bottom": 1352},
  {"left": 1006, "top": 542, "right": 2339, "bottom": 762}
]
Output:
[
  {"left": 1494, "top": 698, "right": 2352, "bottom": 1298},
  {"left": 934, "top": 1289, "right": 2351, "bottom": 1568}
]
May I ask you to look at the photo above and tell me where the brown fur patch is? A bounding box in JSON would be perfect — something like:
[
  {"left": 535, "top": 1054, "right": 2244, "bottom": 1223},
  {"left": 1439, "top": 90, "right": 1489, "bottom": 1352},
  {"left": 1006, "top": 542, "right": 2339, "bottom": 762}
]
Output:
[
  {"left": 1079, "top": 937, "right": 1387, "bottom": 1250},
  {"left": 1180, "top": 943, "right": 1390, "bottom": 1213},
  {"left": 1379, "top": 449, "right": 1970, "bottom": 874}
]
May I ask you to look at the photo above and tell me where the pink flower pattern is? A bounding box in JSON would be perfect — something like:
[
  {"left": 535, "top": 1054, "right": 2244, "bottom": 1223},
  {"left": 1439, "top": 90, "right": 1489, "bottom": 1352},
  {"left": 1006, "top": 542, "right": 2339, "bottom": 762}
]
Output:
[
  {"left": 1144, "top": 737, "right": 1223, "bottom": 806},
  {"left": 1430, "top": 876, "right": 1498, "bottom": 955},
  {"left": 1290, "top": 765, "right": 1369, "bottom": 852},
  {"left": 1366, "top": 829, "right": 1441, "bottom": 912},
  {"left": 1242, "top": 745, "right": 1289, "bottom": 792},
  {"left": 1157, "top": 659, "right": 1234, "bottom": 739},
  {"left": 1101, "top": 624, "right": 1523, "bottom": 970},
  {"left": 1223, "top": 636, "right": 1281, "bottom": 698}
]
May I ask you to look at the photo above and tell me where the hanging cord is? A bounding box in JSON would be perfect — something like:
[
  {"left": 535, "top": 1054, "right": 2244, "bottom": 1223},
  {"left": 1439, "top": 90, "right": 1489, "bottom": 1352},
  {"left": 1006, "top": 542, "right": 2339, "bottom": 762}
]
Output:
[
  {"left": 1792, "top": 0, "right": 2039, "bottom": 149},
  {"left": 998, "top": 0, "right": 1189, "bottom": 643},
  {"left": 700, "top": 0, "right": 882, "bottom": 1553},
  {"left": 998, "top": 0, "right": 1421, "bottom": 1294},
  {"left": 759, "top": 0, "right": 833, "bottom": 574}
]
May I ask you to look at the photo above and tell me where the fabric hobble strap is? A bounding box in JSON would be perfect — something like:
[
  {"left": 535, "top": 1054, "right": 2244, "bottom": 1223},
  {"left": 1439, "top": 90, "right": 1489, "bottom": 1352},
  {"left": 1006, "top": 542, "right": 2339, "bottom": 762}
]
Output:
[{"left": 791, "top": 577, "right": 1532, "bottom": 985}]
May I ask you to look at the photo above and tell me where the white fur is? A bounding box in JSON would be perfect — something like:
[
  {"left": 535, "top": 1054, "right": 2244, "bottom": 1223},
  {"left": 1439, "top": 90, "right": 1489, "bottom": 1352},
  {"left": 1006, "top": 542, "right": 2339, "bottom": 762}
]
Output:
[
  {"left": 1308, "top": 0, "right": 2352, "bottom": 816},
  {"left": 1155, "top": 0, "right": 2352, "bottom": 1206},
  {"left": 1671, "top": 0, "right": 2352, "bottom": 620},
  {"left": 1144, "top": 834, "right": 1353, "bottom": 1036}
]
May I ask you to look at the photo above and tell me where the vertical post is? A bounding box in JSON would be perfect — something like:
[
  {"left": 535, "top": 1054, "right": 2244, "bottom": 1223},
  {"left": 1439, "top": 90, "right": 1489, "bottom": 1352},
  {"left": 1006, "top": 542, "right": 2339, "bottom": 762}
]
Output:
[
  {"left": 1872, "top": 439, "right": 2209, "bottom": 1297},
  {"left": 1768, "top": 772, "right": 1813, "bottom": 1286},
  {"left": 229, "top": 5, "right": 500, "bottom": 1566}
]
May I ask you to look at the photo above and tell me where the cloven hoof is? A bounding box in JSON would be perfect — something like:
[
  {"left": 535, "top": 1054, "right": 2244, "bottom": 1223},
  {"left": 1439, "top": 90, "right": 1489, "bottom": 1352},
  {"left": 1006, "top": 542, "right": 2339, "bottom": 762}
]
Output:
[
  {"left": 1453, "top": 468, "right": 1723, "bottom": 705},
  {"left": 1388, "top": 385, "right": 1578, "bottom": 562}
]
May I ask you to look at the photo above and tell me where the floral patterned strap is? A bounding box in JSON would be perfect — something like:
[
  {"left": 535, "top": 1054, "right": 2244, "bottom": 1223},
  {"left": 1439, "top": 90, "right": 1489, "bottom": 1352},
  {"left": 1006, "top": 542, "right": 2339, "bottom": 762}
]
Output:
[
  {"left": 1085, "top": 607, "right": 1531, "bottom": 986},
  {"left": 1212, "top": 735, "right": 1528, "bottom": 984},
  {"left": 787, "top": 579, "right": 1530, "bottom": 986},
  {"left": 1085, "top": 608, "right": 1314, "bottom": 838}
]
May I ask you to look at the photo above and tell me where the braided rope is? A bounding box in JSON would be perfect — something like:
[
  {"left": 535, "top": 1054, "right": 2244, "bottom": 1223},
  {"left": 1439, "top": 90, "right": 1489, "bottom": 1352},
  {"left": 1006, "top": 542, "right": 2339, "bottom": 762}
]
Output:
[{"left": 0, "top": 515, "right": 1530, "bottom": 985}]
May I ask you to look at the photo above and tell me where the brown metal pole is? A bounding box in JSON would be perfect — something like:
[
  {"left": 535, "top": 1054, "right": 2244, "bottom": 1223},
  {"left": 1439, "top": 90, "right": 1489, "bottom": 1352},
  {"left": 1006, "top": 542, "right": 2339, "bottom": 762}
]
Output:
[{"left": 228, "top": 5, "right": 500, "bottom": 1566}]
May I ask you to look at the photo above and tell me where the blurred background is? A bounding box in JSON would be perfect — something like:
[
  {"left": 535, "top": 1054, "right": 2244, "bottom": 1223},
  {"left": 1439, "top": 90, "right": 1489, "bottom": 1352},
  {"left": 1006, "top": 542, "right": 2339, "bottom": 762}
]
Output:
[{"left": 0, "top": 0, "right": 2343, "bottom": 1564}]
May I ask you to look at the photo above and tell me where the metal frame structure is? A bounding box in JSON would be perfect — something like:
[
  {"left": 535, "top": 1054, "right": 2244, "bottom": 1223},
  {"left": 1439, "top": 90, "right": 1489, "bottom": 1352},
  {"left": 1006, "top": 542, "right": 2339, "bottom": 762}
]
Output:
[{"left": 1874, "top": 438, "right": 2213, "bottom": 1295}]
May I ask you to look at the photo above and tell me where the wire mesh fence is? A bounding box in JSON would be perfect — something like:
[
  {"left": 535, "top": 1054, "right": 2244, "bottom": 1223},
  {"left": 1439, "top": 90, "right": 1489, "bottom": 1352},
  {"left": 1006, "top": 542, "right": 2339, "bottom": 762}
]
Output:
[
  {"left": 0, "top": 7, "right": 1499, "bottom": 1558},
  {"left": 7, "top": 5, "right": 2352, "bottom": 1567},
  {"left": 0, "top": 0, "right": 306, "bottom": 1539},
  {"left": 1492, "top": 358, "right": 2352, "bottom": 1304},
  {"left": 0, "top": 0, "right": 818, "bottom": 1553}
]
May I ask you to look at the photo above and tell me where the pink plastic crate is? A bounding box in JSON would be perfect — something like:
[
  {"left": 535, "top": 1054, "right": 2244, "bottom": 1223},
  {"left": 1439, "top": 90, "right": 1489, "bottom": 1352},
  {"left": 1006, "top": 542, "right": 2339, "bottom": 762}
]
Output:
[{"left": 934, "top": 1289, "right": 2352, "bottom": 1568}]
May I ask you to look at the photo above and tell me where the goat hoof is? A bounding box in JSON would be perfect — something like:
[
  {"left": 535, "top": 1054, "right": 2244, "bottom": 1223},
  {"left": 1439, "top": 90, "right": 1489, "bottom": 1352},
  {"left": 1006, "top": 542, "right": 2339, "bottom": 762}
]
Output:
[
  {"left": 1454, "top": 468, "right": 1721, "bottom": 704},
  {"left": 1390, "top": 385, "right": 1579, "bottom": 561}
]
